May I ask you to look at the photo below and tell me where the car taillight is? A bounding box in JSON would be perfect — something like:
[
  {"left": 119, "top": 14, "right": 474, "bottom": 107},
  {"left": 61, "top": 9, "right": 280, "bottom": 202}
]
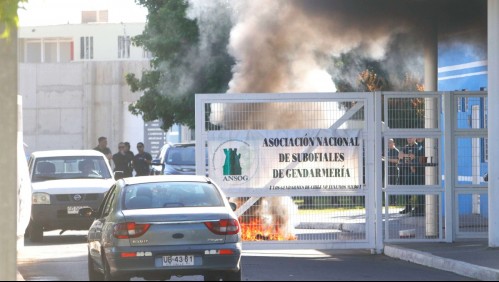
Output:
[
  {"left": 204, "top": 219, "right": 240, "bottom": 235},
  {"left": 113, "top": 222, "right": 151, "bottom": 239}
]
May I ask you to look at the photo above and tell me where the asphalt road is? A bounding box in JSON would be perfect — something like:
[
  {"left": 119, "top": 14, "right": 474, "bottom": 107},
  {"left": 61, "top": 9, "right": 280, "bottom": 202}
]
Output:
[{"left": 18, "top": 231, "right": 474, "bottom": 281}]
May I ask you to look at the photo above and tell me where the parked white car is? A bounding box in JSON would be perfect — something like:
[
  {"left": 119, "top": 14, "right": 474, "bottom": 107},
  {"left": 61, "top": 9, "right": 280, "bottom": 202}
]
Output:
[{"left": 26, "top": 150, "right": 115, "bottom": 242}]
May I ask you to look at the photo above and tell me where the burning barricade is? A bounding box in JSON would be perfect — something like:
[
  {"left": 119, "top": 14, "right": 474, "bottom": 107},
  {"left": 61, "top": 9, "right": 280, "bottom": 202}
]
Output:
[{"left": 232, "top": 197, "right": 299, "bottom": 241}]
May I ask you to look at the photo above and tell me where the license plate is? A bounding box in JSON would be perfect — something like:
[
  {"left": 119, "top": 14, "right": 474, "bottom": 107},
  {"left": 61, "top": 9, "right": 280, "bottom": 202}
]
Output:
[
  {"left": 67, "top": 206, "right": 89, "bottom": 215},
  {"left": 162, "top": 255, "right": 195, "bottom": 267}
]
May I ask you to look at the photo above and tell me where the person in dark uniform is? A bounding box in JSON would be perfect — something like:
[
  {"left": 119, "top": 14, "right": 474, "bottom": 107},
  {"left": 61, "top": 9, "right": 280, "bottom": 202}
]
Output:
[
  {"left": 94, "top": 136, "right": 112, "bottom": 163},
  {"left": 124, "top": 142, "right": 135, "bottom": 175},
  {"left": 134, "top": 142, "right": 152, "bottom": 176},
  {"left": 387, "top": 139, "right": 400, "bottom": 185},
  {"left": 112, "top": 142, "right": 134, "bottom": 179},
  {"left": 124, "top": 142, "right": 134, "bottom": 159},
  {"left": 398, "top": 138, "right": 426, "bottom": 216}
]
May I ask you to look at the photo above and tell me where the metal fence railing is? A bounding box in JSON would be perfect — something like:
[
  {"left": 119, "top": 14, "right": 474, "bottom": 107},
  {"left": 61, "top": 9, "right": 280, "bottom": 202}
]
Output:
[
  {"left": 382, "top": 92, "right": 444, "bottom": 243},
  {"left": 452, "top": 93, "right": 488, "bottom": 239},
  {"left": 196, "top": 93, "right": 377, "bottom": 250},
  {"left": 196, "top": 91, "right": 488, "bottom": 249}
]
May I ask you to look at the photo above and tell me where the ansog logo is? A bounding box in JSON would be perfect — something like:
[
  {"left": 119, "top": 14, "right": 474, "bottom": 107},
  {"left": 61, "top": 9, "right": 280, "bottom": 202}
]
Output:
[{"left": 212, "top": 140, "right": 258, "bottom": 185}]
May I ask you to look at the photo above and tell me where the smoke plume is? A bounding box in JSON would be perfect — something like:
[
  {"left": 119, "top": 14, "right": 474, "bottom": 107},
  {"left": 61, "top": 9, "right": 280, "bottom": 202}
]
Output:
[
  {"left": 215, "top": 0, "right": 412, "bottom": 129},
  {"left": 209, "top": 0, "right": 487, "bottom": 129},
  {"left": 205, "top": 0, "right": 486, "bottom": 240},
  {"left": 226, "top": 0, "right": 417, "bottom": 94}
]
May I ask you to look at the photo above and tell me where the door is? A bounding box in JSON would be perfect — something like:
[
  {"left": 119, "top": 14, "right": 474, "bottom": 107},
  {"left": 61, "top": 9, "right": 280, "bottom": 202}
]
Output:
[{"left": 88, "top": 184, "right": 118, "bottom": 270}]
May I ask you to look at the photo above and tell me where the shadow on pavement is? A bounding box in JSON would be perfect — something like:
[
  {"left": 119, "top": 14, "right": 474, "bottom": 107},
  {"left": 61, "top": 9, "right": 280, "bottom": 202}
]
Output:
[
  {"left": 24, "top": 231, "right": 88, "bottom": 246},
  {"left": 25, "top": 235, "right": 87, "bottom": 246}
]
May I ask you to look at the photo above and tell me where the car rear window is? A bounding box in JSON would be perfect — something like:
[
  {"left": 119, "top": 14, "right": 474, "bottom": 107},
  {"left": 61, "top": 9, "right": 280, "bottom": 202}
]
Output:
[
  {"left": 123, "top": 182, "right": 224, "bottom": 210},
  {"left": 166, "top": 146, "right": 195, "bottom": 166},
  {"left": 32, "top": 156, "right": 112, "bottom": 182}
]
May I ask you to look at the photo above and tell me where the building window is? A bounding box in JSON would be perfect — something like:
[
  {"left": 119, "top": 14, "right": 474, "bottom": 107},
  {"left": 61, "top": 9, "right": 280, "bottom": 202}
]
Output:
[
  {"left": 482, "top": 104, "right": 488, "bottom": 163},
  {"left": 44, "top": 42, "right": 57, "bottom": 63},
  {"left": 482, "top": 138, "right": 489, "bottom": 163},
  {"left": 26, "top": 41, "right": 42, "bottom": 63},
  {"left": 80, "top": 36, "right": 93, "bottom": 60},
  {"left": 59, "top": 41, "right": 73, "bottom": 62},
  {"left": 457, "top": 97, "right": 468, "bottom": 113},
  {"left": 21, "top": 38, "right": 73, "bottom": 63},
  {"left": 483, "top": 99, "right": 488, "bottom": 129},
  {"left": 118, "top": 36, "right": 130, "bottom": 59}
]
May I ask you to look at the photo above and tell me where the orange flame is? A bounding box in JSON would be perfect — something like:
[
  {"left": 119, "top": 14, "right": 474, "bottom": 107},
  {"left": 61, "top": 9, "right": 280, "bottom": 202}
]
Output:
[{"left": 239, "top": 217, "right": 297, "bottom": 241}]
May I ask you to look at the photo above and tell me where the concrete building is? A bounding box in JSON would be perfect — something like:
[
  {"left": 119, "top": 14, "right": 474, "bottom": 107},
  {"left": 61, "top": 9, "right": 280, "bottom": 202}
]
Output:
[
  {"left": 18, "top": 11, "right": 191, "bottom": 157},
  {"left": 19, "top": 61, "right": 148, "bottom": 153}
]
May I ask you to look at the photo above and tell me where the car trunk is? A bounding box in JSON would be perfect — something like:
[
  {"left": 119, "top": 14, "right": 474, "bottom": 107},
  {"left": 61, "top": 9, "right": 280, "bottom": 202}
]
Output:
[{"left": 122, "top": 207, "right": 231, "bottom": 246}]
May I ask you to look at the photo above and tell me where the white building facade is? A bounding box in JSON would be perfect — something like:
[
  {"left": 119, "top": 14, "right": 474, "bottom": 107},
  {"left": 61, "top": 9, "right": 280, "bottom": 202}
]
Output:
[
  {"left": 19, "top": 22, "right": 150, "bottom": 63},
  {"left": 18, "top": 12, "right": 191, "bottom": 157}
]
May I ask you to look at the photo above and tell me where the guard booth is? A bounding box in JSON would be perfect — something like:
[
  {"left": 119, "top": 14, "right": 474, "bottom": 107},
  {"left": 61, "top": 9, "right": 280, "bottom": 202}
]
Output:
[{"left": 195, "top": 91, "right": 488, "bottom": 252}]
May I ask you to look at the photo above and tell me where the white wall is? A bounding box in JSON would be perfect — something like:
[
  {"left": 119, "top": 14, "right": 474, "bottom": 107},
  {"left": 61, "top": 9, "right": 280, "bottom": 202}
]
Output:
[
  {"left": 20, "top": 61, "right": 149, "bottom": 154},
  {"left": 122, "top": 102, "right": 145, "bottom": 153}
]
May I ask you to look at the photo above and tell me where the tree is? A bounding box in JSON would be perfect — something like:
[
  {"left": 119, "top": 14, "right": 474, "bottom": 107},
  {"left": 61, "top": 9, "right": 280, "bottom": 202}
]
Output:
[
  {"left": 126, "top": 0, "right": 234, "bottom": 131},
  {"left": 0, "top": 0, "right": 24, "bottom": 279},
  {"left": 0, "top": 0, "right": 27, "bottom": 39}
]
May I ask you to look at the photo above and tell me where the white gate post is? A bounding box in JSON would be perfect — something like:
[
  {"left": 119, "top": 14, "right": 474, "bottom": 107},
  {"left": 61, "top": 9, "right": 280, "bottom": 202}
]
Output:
[
  {"left": 374, "top": 92, "right": 383, "bottom": 253},
  {"left": 488, "top": 0, "right": 499, "bottom": 247},
  {"left": 443, "top": 92, "right": 455, "bottom": 242},
  {"left": 471, "top": 106, "right": 481, "bottom": 215},
  {"left": 424, "top": 20, "right": 440, "bottom": 237}
]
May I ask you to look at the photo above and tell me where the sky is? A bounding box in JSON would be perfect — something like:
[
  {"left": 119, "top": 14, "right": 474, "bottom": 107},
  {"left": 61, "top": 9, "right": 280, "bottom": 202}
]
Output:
[{"left": 18, "top": 0, "right": 147, "bottom": 26}]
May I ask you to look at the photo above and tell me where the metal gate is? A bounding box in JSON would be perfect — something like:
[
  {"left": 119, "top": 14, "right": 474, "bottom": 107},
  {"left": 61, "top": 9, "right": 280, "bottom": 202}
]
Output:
[
  {"left": 195, "top": 93, "right": 381, "bottom": 251},
  {"left": 381, "top": 91, "right": 488, "bottom": 242},
  {"left": 446, "top": 91, "right": 489, "bottom": 239},
  {"left": 381, "top": 92, "right": 444, "bottom": 242},
  {"left": 195, "top": 91, "right": 488, "bottom": 251}
]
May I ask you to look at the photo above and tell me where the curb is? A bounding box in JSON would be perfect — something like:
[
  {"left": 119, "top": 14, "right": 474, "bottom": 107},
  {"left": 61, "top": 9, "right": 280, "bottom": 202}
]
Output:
[{"left": 384, "top": 245, "right": 499, "bottom": 281}]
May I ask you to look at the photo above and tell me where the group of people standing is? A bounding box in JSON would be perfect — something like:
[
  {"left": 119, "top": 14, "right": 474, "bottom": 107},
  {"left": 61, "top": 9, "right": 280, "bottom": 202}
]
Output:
[
  {"left": 386, "top": 138, "right": 427, "bottom": 216},
  {"left": 93, "top": 137, "right": 153, "bottom": 179}
]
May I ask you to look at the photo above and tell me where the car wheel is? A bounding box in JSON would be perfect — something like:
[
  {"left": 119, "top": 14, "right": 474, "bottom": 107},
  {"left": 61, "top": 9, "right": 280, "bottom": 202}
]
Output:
[
  {"left": 88, "top": 253, "right": 104, "bottom": 281},
  {"left": 28, "top": 220, "right": 44, "bottom": 243},
  {"left": 204, "top": 272, "right": 221, "bottom": 281},
  {"left": 222, "top": 269, "right": 242, "bottom": 281}
]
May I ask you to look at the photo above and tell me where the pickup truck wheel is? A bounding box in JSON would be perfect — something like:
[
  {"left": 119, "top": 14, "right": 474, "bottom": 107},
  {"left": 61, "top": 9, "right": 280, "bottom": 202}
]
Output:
[{"left": 28, "top": 220, "right": 44, "bottom": 243}]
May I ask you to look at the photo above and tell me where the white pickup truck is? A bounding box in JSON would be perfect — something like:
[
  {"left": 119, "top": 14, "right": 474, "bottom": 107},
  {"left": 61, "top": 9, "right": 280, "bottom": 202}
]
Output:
[{"left": 26, "top": 150, "right": 116, "bottom": 242}]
